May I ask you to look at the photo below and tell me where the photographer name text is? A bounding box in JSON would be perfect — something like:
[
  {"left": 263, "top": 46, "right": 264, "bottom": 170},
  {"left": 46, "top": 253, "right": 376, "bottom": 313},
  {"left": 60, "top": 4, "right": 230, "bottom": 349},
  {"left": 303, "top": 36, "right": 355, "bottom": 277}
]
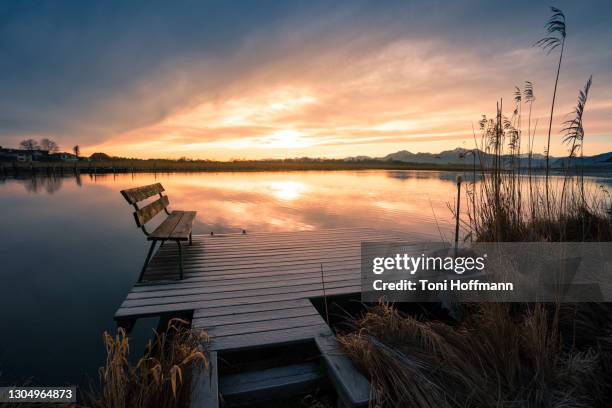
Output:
[{"left": 372, "top": 279, "right": 514, "bottom": 292}]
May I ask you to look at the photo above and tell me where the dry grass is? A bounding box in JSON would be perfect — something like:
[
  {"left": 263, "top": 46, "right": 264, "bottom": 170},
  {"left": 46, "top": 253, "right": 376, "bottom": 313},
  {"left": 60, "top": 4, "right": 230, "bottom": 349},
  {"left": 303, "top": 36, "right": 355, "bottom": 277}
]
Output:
[
  {"left": 339, "top": 302, "right": 612, "bottom": 407},
  {"left": 464, "top": 78, "right": 611, "bottom": 243},
  {"left": 83, "top": 318, "right": 208, "bottom": 408}
]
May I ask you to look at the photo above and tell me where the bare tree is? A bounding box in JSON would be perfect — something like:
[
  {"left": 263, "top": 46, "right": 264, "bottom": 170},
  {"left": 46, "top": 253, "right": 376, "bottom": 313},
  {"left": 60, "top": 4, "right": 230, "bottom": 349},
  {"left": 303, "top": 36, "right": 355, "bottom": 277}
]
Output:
[
  {"left": 73, "top": 145, "right": 80, "bottom": 157},
  {"left": 40, "top": 138, "right": 59, "bottom": 153},
  {"left": 19, "top": 139, "right": 40, "bottom": 151}
]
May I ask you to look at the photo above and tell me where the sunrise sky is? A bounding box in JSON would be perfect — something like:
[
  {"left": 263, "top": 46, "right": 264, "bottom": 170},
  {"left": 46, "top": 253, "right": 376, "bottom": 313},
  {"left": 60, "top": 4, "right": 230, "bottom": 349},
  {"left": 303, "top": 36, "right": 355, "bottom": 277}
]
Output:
[{"left": 1, "top": 1, "right": 611, "bottom": 159}]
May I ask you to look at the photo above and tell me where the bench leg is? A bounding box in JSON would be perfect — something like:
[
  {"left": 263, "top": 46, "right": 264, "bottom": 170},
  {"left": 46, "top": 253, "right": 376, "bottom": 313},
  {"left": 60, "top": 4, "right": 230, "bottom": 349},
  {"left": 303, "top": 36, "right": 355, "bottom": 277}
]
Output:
[
  {"left": 189, "top": 233, "right": 193, "bottom": 246},
  {"left": 139, "top": 241, "right": 157, "bottom": 282},
  {"left": 177, "top": 240, "right": 184, "bottom": 280}
]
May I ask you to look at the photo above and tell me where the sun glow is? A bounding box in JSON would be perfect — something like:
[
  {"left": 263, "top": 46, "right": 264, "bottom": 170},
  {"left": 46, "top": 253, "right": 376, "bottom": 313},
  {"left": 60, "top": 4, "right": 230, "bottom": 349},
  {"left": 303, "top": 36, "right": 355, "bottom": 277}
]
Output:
[
  {"left": 258, "top": 129, "right": 312, "bottom": 149},
  {"left": 268, "top": 181, "right": 308, "bottom": 201},
  {"left": 82, "top": 36, "right": 612, "bottom": 160}
]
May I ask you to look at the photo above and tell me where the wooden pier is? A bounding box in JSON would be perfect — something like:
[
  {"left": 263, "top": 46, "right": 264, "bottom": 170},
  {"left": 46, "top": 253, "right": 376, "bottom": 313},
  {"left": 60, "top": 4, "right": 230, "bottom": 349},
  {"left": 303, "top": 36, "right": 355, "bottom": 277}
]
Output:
[{"left": 115, "top": 227, "right": 414, "bottom": 407}]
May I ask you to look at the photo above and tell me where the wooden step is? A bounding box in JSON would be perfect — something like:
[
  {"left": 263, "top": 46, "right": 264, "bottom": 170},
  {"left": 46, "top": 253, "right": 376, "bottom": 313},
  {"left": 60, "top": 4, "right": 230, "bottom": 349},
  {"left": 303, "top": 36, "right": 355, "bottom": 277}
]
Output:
[
  {"left": 219, "top": 362, "right": 324, "bottom": 406},
  {"left": 316, "top": 334, "right": 370, "bottom": 408}
]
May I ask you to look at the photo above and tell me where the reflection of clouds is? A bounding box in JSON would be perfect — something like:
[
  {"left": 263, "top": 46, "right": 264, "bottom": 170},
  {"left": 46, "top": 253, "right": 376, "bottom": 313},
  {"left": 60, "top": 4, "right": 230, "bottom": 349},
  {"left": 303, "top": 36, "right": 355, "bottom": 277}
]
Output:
[
  {"left": 48, "top": 171, "right": 609, "bottom": 239},
  {"left": 88, "top": 171, "right": 458, "bottom": 236},
  {"left": 373, "top": 200, "right": 416, "bottom": 212}
]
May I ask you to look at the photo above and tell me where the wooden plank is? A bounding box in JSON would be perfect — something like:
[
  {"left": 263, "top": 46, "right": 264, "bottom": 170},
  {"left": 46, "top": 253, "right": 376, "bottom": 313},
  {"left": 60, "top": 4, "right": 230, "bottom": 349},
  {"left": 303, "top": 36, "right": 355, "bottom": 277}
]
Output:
[
  {"left": 139, "top": 261, "right": 362, "bottom": 284},
  {"left": 145, "top": 243, "right": 403, "bottom": 273},
  {"left": 132, "top": 270, "right": 359, "bottom": 299},
  {"left": 153, "top": 236, "right": 379, "bottom": 257},
  {"left": 146, "top": 253, "right": 364, "bottom": 275},
  {"left": 196, "top": 230, "right": 408, "bottom": 247},
  {"left": 151, "top": 240, "right": 406, "bottom": 264},
  {"left": 116, "top": 285, "right": 359, "bottom": 319},
  {"left": 210, "top": 324, "right": 331, "bottom": 352},
  {"left": 133, "top": 262, "right": 362, "bottom": 291},
  {"left": 193, "top": 299, "right": 311, "bottom": 321},
  {"left": 199, "top": 227, "right": 377, "bottom": 240},
  {"left": 151, "top": 238, "right": 404, "bottom": 263},
  {"left": 193, "top": 307, "right": 319, "bottom": 329},
  {"left": 184, "top": 231, "right": 409, "bottom": 251},
  {"left": 156, "top": 235, "right": 418, "bottom": 257},
  {"left": 198, "top": 227, "right": 410, "bottom": 242},
  {"left": 315, "top": 335, "right": 370, "bottom": 408},
  {"left": 121, "top": 182, "right": 165, "bottom": 204},
  {"left": 176, "top": 233, "right": 406, "bottom": 253},
  {"left": 120, "top": 284, "right": 359, "bottom": 313},
  {"left": 190, "top": 351, "right": 218, "bottom": 408},
  {"left": 207, "top": 315, "right": 325, "bottom": 338},
  {"left": 147, "top": 249, "right": 365, "bottom": 273},
  {"left": 134, "top": 195, "right": 169, "bottom": 227},
  {"left": 151, "top": 238, "right": 413, "bottom": 261},
  {"left": 148, "top": 210, "right": 195, "bottom": 240},
  {"left": 127, "top": 270, "right": 360, "bottom": 300},
  {"left": 172, "top": 211, "right": 196, "bottom": 238},
  {"left": 119, "top": 278, "right": 361, "bottom": 308},
  {"left": 146, "top": 211, "right": 182, "bottom": 240},
  {"left": 219, "top": 362, "right": 322, "bottom": 403}
]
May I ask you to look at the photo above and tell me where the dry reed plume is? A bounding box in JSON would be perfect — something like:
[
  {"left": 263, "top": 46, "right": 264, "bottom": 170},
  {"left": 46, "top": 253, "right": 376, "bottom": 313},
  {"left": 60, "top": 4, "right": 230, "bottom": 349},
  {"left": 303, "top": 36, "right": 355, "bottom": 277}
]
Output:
[{"left": 83, "top": 318, "right": 208, "bottom": 408}]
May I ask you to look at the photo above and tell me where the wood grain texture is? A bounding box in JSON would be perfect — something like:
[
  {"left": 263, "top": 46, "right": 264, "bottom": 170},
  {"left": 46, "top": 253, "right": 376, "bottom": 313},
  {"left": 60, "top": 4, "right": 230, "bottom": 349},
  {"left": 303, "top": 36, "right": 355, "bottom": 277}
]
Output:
[
  {"left": 121, "top": 182, "right": 165, "bottom": 204},
  {"left": 148, "top": 210, "right": 195, "bottom": 240},
  {"left": 116, "top": 228, "right": 416, "bottom": 407},
  {"left": 134, "top": 195, "right": 169, "bottom": 226},
  {"left": 190, "top": 351, "right": 218, "bottom": 408},
  {"left": 316, "top": 334, "right": 370, "bottom": 407},
  {"left": 219, "top": 362, "right": 322, "bottom": 404}
]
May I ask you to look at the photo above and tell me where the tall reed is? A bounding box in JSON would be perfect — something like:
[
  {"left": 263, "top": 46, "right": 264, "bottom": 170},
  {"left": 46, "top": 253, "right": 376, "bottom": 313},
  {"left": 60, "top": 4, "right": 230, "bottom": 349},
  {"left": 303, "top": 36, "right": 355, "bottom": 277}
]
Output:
[
  {"left": 535, "top": 6, "right": 567, "bottom": 212},
  {"left": 83, "top": 319, "right": 208, "bottom": 408},
  {"left": 466, "top": 82, "right": 610, "bottom": 242},
  {"left": 561, "top": 75, "right": 593, "bottom": 210}
]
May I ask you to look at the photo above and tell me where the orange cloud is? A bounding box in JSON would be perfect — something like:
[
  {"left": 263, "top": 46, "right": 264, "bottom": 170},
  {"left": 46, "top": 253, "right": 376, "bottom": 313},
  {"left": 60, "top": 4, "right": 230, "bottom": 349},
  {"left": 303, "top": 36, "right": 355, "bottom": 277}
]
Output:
[{"left": 86, "top": 38, "right": 612, "bottom": 159}]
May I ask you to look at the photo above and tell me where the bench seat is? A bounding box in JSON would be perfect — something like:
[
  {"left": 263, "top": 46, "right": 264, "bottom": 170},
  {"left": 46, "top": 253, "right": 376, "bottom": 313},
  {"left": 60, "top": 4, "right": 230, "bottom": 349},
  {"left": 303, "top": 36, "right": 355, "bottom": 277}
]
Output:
[
  {"left": 120, "top": 183, "right": 197, "bottom": 281},
  {"left": 148, "top": 210, "right": 197, "bottom": 241}
]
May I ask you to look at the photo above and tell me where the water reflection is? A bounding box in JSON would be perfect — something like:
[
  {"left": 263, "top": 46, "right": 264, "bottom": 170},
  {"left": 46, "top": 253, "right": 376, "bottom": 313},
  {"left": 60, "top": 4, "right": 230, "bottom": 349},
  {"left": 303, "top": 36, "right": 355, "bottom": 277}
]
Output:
[
  {"left": 0, "top": 170, "right": 609, "bottom": 385},
  {"left": 5, "top": 170, "right": 609, "bottom": 236},
  {"left": 5, "top": 175, "right": 70, "bottom": 194},
  {"left": 268, "top": 181, "right": 308, "bottom": 201}
]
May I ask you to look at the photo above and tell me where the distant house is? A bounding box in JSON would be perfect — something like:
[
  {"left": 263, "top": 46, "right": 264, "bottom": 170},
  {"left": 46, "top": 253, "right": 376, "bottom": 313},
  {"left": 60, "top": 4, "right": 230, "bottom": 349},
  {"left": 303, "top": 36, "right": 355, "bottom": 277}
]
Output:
[
  {"left": 89, "top": 152, "right": 112, "bottom": 162},
  {"left": 0, "top": 147, "right": 84, "bottom": 162},
  {"left": 32, "top": 150, "right": 50, "bottom": 161},
  {"left": 0, "top": 146, "right": 49, "bottom": 162},
  {"left": 0, "top": 147, "right": 19, "bottom": 161},
  {"left": 49, "top": 152, "right": 79, "bottom": 162}
]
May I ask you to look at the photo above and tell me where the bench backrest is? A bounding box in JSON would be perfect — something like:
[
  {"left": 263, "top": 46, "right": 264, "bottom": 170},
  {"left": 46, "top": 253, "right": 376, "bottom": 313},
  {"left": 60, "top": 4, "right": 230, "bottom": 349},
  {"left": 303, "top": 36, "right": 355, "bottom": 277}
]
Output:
[{"left": 120, "top": 183, "right": 169, "bottom": 228}]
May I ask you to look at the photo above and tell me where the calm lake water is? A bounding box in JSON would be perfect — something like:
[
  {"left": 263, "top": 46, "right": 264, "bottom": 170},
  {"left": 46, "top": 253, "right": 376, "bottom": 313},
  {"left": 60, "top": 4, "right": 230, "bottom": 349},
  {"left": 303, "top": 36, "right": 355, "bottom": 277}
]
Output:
[{"left": 1, "top": 170, "right": 610, "bottom": 386}]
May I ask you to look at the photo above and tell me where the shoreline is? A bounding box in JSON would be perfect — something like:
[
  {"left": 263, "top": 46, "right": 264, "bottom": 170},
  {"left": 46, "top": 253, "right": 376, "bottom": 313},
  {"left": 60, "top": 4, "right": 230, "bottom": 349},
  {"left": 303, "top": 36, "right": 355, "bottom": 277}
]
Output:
[{"left": 2, "top": 160, "right": 610, "bottom": 175}]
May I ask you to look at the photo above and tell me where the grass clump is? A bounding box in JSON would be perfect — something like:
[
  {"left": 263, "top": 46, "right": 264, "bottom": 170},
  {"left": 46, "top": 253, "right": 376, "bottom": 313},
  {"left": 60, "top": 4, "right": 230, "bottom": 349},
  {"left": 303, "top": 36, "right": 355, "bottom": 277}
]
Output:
[
  {"left": 339, "top": 302, "right": 612, "bottom": 407},
  {"left": 83, "top": 318, "right": 208, "bottom": 408}
]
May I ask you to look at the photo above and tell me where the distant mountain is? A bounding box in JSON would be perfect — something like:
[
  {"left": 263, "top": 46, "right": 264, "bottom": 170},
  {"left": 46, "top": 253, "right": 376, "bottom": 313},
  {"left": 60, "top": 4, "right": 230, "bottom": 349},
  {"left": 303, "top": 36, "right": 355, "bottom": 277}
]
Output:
[
  {"left": 347, "top": 148, "right": 612, "bottom": 168},
  {"left": 383, "top": 148, "right": 485, "bottom": 165},
  {"left": 380, "top": 147, "right": 546, "bottom": 166},
  {"left": 553, "top": 151, "right": 612, "bottom": 167}
]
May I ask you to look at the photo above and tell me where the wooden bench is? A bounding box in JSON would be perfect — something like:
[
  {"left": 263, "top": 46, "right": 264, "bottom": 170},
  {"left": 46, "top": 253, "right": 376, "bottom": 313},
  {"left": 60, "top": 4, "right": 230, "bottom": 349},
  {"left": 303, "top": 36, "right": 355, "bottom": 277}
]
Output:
[{"left": 121, "top": 183, "right": 196, "bottom": 281}]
